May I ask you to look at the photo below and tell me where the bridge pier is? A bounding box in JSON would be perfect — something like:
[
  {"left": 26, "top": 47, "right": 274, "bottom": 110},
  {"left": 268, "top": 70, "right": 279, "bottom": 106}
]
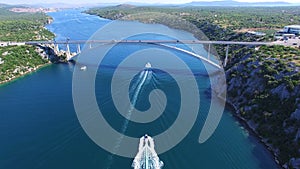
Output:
[
  {"left": 77, "top": 44, "right": 81, "bottom": 54},
  {"left": 66, "top": 43, "right": 71, "bottom": 61},
  {"left": 207, "top": 44, "right": 211, "bottom": 59},
  {"left": 224, "top": 45, "right": 229, "bottom": 67},
  {"left": 54, "top": 44, "right": 59, "bottom": 54}
]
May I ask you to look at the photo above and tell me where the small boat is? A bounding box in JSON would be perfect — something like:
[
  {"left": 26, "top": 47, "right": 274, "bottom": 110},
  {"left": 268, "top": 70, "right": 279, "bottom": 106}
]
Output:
[
  {"left": 132, "top": 134, "right": 164, "bottom": 169},
  {"left": 80, "top": 66, "right": 87, "bottom": 71},
  {"left": 145, "top": 62, "right": 151, "bottom": 68}
]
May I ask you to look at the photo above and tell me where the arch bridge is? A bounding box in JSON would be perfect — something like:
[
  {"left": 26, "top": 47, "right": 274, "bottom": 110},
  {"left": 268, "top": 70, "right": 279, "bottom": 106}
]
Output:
[{"left": 25, "top": 40, "right": 275, "bottom": 69}]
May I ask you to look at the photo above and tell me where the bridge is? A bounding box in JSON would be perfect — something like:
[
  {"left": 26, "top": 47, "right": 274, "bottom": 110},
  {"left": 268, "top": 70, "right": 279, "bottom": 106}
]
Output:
[{"left": 24, "top": 39, "right": 277, "bottom": 68}]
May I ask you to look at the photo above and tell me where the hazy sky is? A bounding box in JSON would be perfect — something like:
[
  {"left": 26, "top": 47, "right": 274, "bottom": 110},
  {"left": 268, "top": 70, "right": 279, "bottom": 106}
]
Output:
[{"left": 1, "top": 0, "right": 300, "bottom": 5}]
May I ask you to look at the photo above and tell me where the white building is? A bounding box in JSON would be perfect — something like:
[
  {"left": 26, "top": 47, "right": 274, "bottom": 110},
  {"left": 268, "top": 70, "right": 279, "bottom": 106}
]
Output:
[{"left": 283, "top": 25, "right": 300, "bottom": 35}]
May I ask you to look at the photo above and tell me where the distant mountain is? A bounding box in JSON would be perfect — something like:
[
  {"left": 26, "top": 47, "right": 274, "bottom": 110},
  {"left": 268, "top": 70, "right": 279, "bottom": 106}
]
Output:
[
  {"left": 0, "top": 0, "right": 298, "bottom": 9},
  {"left": 0, "top": 3, "right": 44, "bottom": 9},
  {"left": 115, "top": 4, "right": 136, "bottom": 8},
  {"left": 185, "top": 0, "right": 293, "bottom": 6},
  {"left": 31, "top": 3, "right": 85, "bottom": 8},
  {"left": 0, "top": 3, "right": 10, "bottom": 8}
]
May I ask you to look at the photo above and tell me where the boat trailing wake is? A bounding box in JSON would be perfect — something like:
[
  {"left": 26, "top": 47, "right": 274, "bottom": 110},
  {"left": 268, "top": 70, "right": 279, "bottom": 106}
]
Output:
[
  {"left": 132, "top": 134, "right": 164, "bottom": 169},
  {"left": 106, "top": 63, "right": 153, "bottom": 169}
]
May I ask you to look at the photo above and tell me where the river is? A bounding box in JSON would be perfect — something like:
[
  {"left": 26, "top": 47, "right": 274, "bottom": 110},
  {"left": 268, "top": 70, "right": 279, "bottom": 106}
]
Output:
[{"left": 0, "top": 9, "right": 279, "bottom": 169}]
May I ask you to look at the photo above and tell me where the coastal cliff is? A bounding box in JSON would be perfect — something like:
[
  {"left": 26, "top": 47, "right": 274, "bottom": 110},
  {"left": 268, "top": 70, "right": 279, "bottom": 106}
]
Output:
[{"left": 226, "top": 45, "right": 300, "bottom": 168}]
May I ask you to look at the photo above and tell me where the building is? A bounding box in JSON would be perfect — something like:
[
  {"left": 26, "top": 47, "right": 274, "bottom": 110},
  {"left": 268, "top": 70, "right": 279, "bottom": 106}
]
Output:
[
  {"left": 275, "top": 25, "right": 300, "bottom": 40},
  {"left": 283, "top": 25, "right": 300, "bottom": 35},
  {"left": 247, "top": 31, "right": 266, "bottom": 37}
]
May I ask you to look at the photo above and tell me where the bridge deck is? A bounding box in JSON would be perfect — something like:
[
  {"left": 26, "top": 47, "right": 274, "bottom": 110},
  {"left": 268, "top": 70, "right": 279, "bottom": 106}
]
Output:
[
  {"left": 23, "top": 39, "right": 277, "bottom": 67},
  {"left": 25, "top": 40, "right": 274, "bottom": 46}
]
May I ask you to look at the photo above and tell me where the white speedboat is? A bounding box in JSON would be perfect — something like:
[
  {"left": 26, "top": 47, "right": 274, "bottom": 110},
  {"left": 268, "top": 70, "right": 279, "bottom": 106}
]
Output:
[
  {"left": 145, "top": 62, "right": 151, "bottom": 68},
  {"left": 132, "top": 134, "right": 164, "bottom": 169},
  {"left": 80, "top": 66, "right": 87, "bottom": 71}
]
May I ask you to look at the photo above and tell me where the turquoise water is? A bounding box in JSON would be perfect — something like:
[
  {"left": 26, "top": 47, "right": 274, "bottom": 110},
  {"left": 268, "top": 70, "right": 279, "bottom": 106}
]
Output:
[{"left": 0, "top": 9, "right": 279, "bottom": 169}]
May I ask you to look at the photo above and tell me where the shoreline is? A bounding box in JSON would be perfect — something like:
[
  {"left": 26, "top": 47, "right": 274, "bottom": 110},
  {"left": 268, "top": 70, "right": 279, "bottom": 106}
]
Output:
[
  {"left": 0, "top": 62, "right": 52, "bottom": 86},
  {"left": 0, "top": 13, "right": 57, "bottom": 86},
  {"left": 224, "top": 100, "right": 283, "bottom": 168}
]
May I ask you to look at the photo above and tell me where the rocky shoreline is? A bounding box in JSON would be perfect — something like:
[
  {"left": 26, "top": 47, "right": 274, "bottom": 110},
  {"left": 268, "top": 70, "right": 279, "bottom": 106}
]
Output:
[
  {"left": 225, "top": 48, "right": 300, "bottom": 168},
  {"left": 0, "top": 45, "right": 66, "bottom": 85},
  {"left": 211, "top": 76, "right": 283, "bottom": 168},
  {"left": 224, "top": 99, "right": 283, "bottom": 167},
  {"left": 0, "top": 62, "right": 51, "bottom": 85}
]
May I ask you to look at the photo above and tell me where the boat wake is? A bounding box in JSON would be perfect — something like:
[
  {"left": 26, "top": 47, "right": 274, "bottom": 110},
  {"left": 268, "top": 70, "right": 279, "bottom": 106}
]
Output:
[
  {"left": 105, "top": 63, "right": 153, "bottom": 169},
  {"left": 132, "top": 135, "right": 164, "bottom": 169}
]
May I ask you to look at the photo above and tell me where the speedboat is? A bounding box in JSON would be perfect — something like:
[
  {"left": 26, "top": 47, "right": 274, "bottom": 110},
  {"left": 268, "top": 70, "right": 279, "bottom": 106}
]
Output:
[
  {"left": 80, "top": 66, "right": 87, "bottom": 71},
  {"left": 145, "top": 62, "right": 151, "bottom": 68},
  {"left": 132, "top": 134, "right": 164, "bottom": 169}
]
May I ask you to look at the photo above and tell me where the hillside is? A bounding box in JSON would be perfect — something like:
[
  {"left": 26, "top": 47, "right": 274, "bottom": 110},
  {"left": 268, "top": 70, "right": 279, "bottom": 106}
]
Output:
[
  {"left": 0, "top": 6, "right": 55, "bottom": 84},
  {"left": 0, "top": 6, "right": 54, "bottom": 41}
]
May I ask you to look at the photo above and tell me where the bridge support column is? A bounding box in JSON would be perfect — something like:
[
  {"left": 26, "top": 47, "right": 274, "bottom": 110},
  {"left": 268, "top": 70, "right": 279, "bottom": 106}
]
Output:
[
  {"left": 66, "top": 43, "right": 71, "bottom": 61},
  {"left": 89, "top": 43, "right": 92, "bottom": 49},
  {"left": 77, "top": 44, "right": 81, "bottom": 54},
  {"left": 54, "top": 44, "right": 59, "bottom": 54},
  {"left": 224, "top": 45, "right": 229, "bottom": 67},
  {"left": 207, "top": 44, "right": 211, "bottom": 60}
]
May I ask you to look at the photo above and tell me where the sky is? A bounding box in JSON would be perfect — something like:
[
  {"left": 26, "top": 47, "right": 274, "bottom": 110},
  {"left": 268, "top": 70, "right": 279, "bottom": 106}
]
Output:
[{"left": 1, "top": 0, "right": 300, "bottom": 5}]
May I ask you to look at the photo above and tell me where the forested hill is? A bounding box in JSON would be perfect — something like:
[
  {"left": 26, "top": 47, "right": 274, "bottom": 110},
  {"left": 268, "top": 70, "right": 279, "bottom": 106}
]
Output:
[
  {"left": 0, "top": 6, "right": 54, "bottom": 41},
  {"left": 0, "top": 6, "right": 55, "bottom": 84}
]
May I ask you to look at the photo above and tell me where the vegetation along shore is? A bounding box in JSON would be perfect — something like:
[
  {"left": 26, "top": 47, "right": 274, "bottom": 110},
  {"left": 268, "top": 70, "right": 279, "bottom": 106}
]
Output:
[
  {"left": 86, "top": 5, "right": 300, "bottom": 169},
  {"left": 0, "top": 5, "right": 65, "bottom": 85}
]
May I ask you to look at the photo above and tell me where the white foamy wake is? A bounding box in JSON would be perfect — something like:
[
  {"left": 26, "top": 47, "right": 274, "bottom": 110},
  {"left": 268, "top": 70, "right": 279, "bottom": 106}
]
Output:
[
  {"left": 132, "top": 135, "right": 164, "bottom": 169},
  {"left": 106, "top": 69, "right": 152, "bottom": 169}
]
